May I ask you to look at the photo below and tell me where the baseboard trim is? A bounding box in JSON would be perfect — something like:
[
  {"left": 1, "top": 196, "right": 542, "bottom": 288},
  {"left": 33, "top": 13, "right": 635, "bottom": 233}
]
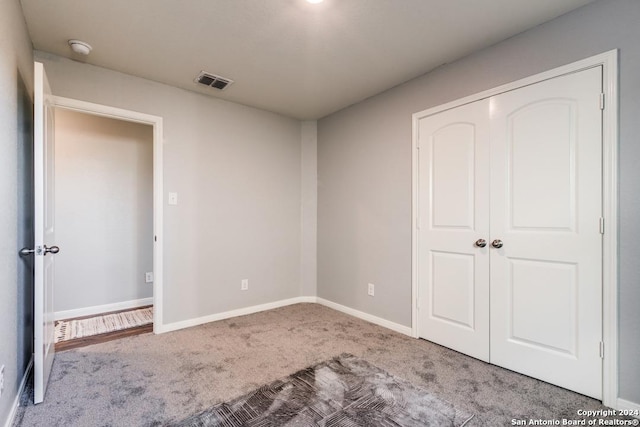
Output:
[
  {"left": 3, "top": 356, "right": 33, "bottom": 427},
  {"left": 617, "top": 398, "right": 640, "bottom": 418},
  {"left": 156, "top": 296, "right": 317, "bottom": 334},
  {"left": 54, "top": 297, "right": 153, "bottom": 321},
  {"left": 156, "top": 296, "right": 412, "bottom": 337},
  {"left": 315, "top": 298, "right": 413, "bottom": 336}
]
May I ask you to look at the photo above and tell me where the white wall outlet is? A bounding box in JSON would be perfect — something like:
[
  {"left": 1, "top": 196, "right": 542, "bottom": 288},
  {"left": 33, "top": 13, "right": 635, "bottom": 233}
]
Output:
[
  {"left": 168, "top": 192, "right": 178, "bottom": 205},
  {"left": 368, "top": 283, "right": 375, "bottom": 297},
  {"left": 241, "top": 279, "right": 249, "bottom": 291},
  {"left": 0, "top": 364, "right": 5, "bottom": 398},
  {"left": 145, "top": 272, "right": 154, "bottom": 283}
]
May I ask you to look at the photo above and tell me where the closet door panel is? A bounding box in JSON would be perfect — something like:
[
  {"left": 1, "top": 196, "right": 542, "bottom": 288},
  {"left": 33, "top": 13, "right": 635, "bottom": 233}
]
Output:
[
  {"left": 508, "top": 101, "right": 576, "bottom": 230},
  {"left": 489, "top": 67, "right": 603, "bottom": 399},
  {"left": 417, "top": 99, "right": 490, "bottom": 362}
]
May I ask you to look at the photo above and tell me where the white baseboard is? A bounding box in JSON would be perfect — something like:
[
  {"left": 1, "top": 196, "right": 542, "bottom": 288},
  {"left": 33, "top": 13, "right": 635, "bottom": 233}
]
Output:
[
  {"left": 617, "top": 398, "right": 640, "bottom": 419},
  {"left": 156, "top": 296, "right": 412, "bottom": 337},
  {"left": 54, "top": 297, "right": 153, "bottom": 321},
  {"left": 3, "top": 357, "right": 32, "bottom": 427},
  {"left": 156, "top": 296, "right": 317, "bottom": 334},
  {"left": 315, "top": 297, "right": 413, "bottom": 336}
]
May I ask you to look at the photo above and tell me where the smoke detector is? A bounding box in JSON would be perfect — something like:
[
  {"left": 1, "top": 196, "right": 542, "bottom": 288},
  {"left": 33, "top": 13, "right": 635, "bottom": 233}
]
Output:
[
  {"left": 68, "top": 40, "right": 92, "bottom": 55},
  {"left": 194, "top": 71, "right": 234, "bottom": 91}
]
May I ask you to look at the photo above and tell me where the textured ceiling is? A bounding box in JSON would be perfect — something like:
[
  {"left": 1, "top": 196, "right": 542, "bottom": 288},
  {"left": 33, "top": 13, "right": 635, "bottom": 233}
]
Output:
[{"left": 20, "top": 0, "right": 595, "bottom": 119}]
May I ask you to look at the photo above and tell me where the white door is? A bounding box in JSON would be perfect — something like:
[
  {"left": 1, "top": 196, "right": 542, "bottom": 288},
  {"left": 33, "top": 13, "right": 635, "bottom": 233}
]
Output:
[
  {"left": 417, "top": 100, "right": 491, "bottom": 362},
  {"left": 489, "top": 67, "right": 603, "bottom": 399},
  {"left": 416, "top": 66, "right": 603, "bottom": 398},
  {"left": 34, "top": 61, "right": 57, "bottom": 404}
]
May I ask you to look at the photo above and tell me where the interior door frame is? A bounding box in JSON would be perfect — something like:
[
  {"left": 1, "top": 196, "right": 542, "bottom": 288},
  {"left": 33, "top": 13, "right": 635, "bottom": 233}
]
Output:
[
  {"left": 411, "top": 50, "right": 618, "bottom": 407},
  {"left": 52, "top": 96, "right": 165, "bottom": 333}
]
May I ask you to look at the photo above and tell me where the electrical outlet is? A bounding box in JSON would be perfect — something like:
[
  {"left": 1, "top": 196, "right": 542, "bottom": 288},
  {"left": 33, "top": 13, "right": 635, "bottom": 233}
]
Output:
[
  {"left": 368, "top": 283, "right": 375, "bottom": 297},
  {"left": 241, "top": 279, "right": 249, "bottom": 291},
  {"left": 145, "top": 272, "right": 154, "bottom": 283},
  {"left": 0, "top": 364, "right": 5, "bottom": 398}
]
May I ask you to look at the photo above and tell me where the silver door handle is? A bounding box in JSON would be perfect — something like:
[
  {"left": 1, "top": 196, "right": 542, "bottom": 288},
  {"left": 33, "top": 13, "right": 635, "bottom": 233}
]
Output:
[
  {"left": 19, "top": 247, "right": 35, "bottom": 256},
  {"left": 19, "top": 245, "right": 60, "bottom": 256},
  {"left": 474, "top": 239, "right": 487, "bottom": 248},
  {"left": 44, "top": 245, "right": 60, "bottom": 255},
  {"left": 491, "top": 239, "right": 503, "bottom": 248}
]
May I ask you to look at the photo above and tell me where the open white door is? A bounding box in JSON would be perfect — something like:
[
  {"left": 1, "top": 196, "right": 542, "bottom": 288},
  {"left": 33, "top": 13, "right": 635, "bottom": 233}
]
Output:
[{"left": 33, "top": 61, "right": 57, "bottom": 404}]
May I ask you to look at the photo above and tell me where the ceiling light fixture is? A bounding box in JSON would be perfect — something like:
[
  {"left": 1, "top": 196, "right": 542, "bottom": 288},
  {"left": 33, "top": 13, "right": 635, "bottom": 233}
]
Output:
[
  {"left": 68, "top": 39, "right": 92, "bottom": 55},
  {"left": 306, "top": 0, "right": 323, "bottom": 4}
]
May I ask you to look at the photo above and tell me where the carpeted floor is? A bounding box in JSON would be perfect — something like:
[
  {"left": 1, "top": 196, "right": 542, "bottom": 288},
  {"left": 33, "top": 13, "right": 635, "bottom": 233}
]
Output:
[
  {"left": 14, "top": 303, "right": 615, "bottom": 426},
  {"left": 174, "top": 353, "right": 474, "bottom": 426}
]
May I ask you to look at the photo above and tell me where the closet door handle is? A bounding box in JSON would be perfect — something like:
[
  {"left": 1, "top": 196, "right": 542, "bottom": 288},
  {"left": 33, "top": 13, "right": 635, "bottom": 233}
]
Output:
[
  {"left": 44, "top": 245, "right": 60, "bottom": 255},
  {"left": 474, "top": 239, "right": 487, "bottom": 248},
  {"left": 19, "top": 247, "right": 35, "bottom": 256},
  {"left": 491, "top": 239, "right": 503, "bottom": 249}
]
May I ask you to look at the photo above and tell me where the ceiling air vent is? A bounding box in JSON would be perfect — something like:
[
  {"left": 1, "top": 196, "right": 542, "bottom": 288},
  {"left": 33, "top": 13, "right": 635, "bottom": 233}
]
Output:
[{"left": 195, "top": 71, "right": 234, "bottom": 91}]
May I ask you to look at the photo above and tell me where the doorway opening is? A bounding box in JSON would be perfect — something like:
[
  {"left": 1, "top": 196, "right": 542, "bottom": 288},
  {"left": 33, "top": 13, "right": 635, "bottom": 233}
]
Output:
[
  {"left": 52, "top": 108, "right": 153, "bottom": 349},
  {"left": 52, "top": 97, "right": 164, "bottom": 346}
]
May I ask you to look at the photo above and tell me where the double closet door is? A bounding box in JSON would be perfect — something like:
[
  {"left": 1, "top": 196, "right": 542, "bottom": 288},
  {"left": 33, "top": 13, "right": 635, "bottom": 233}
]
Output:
[{"left": 416, "top": 67, "right": 603, "bottom": 399}]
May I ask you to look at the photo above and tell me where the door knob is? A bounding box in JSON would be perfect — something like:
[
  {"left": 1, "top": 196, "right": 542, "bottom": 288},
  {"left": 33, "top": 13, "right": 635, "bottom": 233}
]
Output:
[
  {"left": 44, "top": 245, "right": 60, "bottom": 255},
  {"left": 491, "top": 239, "right": 503, "bottom": 248},
  {"left": 474, "top": 239, "right": 487, "bottom": 248},
  {"left": 19, "top": 247, "right": 35, "bottom": 256},
  {"left": 19, "top": 245, "right": 60, "bottom": 256}
]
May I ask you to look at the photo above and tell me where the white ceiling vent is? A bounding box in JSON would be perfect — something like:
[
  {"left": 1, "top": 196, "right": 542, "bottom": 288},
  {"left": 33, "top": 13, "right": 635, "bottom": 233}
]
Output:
[{"left": 195, "top": 71, "right": 234, "bottom": 90}]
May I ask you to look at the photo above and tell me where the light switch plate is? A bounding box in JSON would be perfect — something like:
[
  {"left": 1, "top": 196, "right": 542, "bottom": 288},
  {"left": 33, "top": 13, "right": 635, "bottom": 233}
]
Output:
[{"left": 168, "top": 192, "right": 178, "bottom": 205}]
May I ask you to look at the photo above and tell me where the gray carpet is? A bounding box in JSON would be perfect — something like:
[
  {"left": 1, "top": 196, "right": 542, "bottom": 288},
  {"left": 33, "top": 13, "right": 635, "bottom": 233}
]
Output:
[
  {"left": 13, "top": 303, "right": 618, "bottom": 426},
  {"left": 173, "top": 353, "right": 474, "bottom": 426}
]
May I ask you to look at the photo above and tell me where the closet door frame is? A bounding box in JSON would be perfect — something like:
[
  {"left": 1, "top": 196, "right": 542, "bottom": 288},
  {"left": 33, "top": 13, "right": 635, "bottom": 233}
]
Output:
[{"left": 411, "top": 49, "right": 618, "bottom": 407}]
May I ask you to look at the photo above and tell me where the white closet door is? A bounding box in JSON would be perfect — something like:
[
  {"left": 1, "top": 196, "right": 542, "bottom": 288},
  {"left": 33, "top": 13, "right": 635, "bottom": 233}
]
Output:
[
  {"left": 489, "top": 67, "right": 603, "bottom": 399},
  {"left": 417, "top": 100, "right": 491, "bottom": 362}
]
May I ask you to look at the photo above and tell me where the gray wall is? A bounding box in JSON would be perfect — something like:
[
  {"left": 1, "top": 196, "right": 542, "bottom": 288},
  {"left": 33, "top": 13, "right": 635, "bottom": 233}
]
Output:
[
  {"left": 0, "top": 0, "right": 34, "bottom": 424},
  {"left": 318, "top": 0, "right": 640, "bottom": 404},
  {"left": 35, "top": 51, "right": 304, "bottom": 325},
  {"left": 54, "top": 109, "right": 153, "bottom": 313}
]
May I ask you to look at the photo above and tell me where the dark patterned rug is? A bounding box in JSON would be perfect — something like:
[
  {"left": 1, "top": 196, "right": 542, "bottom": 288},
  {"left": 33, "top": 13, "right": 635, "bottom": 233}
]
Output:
[{"left": 173, "top": 353, "right": 475, "bottom": 426}]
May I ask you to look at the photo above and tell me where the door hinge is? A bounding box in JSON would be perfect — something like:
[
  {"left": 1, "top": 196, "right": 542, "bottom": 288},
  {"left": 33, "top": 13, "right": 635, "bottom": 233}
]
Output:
[
  {"left": 599, "top": 217, "right": 605, "bottom": 234},
  {"left": 599, "top": 341, "right": 605, "bottom": 359},
  {"left": 599, "top": 93, "right": 605, "bottom": 110}
]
